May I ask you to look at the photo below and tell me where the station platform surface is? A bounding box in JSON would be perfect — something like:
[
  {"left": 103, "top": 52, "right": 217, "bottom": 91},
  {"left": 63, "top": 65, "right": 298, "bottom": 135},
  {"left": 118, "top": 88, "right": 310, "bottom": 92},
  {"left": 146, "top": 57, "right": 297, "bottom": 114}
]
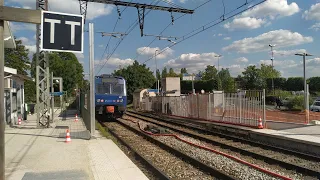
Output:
[{"left": 5, "top": 109, "right": 149, "bottom": 180}]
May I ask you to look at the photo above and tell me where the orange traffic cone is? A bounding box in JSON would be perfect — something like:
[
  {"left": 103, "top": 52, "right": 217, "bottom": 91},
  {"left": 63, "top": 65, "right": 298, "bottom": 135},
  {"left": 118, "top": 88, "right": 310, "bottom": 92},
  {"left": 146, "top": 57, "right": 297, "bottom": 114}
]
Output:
[
  {"left": 75, "top": 114, "right": 78, "bottom": 122},
  {"left": 258, "top": 117, "right": 264, "bottom": 129},
  {"left": 18, "top": 117, "right": 22, "bottom": 125},
  {"left": 65, "top": 129, "right": 71, "bottom": 143}
]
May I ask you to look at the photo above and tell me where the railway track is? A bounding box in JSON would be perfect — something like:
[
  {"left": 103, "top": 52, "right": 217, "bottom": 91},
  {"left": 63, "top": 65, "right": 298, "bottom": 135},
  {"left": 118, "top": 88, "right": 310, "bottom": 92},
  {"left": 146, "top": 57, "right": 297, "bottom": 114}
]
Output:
[
  {"left": 125, "top": 111, "right": 320, "bottom": 179},
  {"left": 98, "top": 119, "right": 234, "bottom": 180}
]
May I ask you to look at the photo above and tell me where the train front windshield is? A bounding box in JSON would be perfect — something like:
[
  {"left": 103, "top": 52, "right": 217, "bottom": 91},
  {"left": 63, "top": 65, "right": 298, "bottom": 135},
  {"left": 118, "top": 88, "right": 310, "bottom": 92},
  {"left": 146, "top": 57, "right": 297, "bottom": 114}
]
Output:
[{"left": 96, "top": 78, "right": 125, "bottom": 96}]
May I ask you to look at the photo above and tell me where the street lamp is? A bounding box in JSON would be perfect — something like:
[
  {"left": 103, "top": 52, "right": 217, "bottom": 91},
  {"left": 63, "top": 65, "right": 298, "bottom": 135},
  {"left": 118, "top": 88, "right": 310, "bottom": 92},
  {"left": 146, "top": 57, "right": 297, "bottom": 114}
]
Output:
[
  {"left": 295, "top": 52, "right": 313, "bottom": 124},
  {"left": 214, "top": 54, "right": 222, "bottom": 72},
  {"left": 155, "top": 49, "right": 159, "bottom": 94},
  {"left": 269, "top": 44, "right": 275, "bottom": 95}
]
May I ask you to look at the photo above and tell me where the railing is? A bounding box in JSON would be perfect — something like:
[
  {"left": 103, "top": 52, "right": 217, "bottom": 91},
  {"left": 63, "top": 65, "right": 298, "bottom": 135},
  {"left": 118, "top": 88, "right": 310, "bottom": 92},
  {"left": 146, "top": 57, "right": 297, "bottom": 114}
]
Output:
[{"left": 137, "top": 90, "right": 266, "bottom": 128}]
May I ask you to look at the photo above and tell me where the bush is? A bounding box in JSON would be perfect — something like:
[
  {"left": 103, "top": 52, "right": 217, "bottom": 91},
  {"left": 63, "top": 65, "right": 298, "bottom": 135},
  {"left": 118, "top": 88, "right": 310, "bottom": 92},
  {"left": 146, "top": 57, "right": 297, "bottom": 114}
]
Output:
[{"left": 285, "top": 95, "right": 304, "bottom": 110}]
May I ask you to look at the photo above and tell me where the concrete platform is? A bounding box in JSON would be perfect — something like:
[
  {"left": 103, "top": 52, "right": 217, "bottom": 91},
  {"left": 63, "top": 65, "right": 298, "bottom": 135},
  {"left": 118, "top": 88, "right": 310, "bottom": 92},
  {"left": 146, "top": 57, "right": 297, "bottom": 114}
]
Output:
[
  {"left": 5, "top": 110, "right": 149, "bottom": 180},
  {"left": 137, "top": 111, "right": 320, "bottom": 157}
]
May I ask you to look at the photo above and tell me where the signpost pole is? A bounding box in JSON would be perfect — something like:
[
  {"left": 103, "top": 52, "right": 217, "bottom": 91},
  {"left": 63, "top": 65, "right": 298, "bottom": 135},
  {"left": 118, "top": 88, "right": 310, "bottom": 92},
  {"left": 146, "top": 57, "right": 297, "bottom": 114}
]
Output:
[
  {"left": 89, "top": 23, "right": 95, "bottom": 136},
  {"left": 0, "top": 0, "right": 5, "bottom": 178}
]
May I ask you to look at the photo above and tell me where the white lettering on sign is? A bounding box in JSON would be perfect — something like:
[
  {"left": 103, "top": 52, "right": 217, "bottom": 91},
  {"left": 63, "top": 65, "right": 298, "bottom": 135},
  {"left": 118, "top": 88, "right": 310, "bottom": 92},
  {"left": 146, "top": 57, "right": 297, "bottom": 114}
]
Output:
[
  {"left": 44, "top": 18, "right": 61, "bottom": 44},
  {"left": 65, "top": 21, "right": 81, "bottom": 45}
]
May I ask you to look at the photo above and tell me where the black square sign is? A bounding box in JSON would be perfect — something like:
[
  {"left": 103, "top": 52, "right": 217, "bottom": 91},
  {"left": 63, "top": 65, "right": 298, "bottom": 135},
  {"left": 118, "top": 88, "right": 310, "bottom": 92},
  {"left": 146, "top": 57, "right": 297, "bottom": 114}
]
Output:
[{"left": 41, "top": 11, "right": 84, "bottom": 53}]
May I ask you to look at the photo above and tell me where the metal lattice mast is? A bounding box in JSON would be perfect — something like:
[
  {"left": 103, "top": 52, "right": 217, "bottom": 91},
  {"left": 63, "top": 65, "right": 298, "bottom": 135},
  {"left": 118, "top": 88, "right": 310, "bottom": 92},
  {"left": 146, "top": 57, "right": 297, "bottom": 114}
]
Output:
[
  {"left": 79, "top": 0, "right": 88, "bottom": 23},
  {"left": 36, "top": 0, "right": 50, "bottom": 128}
]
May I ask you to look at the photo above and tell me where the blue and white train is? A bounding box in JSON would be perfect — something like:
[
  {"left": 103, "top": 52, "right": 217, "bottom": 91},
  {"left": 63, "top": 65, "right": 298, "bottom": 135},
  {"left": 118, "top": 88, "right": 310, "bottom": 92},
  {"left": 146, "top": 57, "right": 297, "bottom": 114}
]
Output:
[{"left": 95, "top": 74, "right": 127, "bottom": 119}]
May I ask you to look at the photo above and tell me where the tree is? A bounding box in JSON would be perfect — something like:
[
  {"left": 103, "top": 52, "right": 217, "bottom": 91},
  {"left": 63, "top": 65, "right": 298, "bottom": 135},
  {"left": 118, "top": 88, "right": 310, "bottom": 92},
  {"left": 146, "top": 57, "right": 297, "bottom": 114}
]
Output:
[
  {"left": 201, "top": 65, "right": 218, "bottom": 81},
  {"left": 24, "top": 80, "right": 36, "bottom": 103},
  {"left": 156, "top": 69, "right": 161, "bottom": 80},
  {"left": 113, "top": 60, "right": 156, "bottom": 101},
  {"left": 308, "top": 77, "right": 320, "bottom": 92},
  {"left": 286, "top": 77, "right": 303, "bottom": 91},
  {"left": 30, "top": 52, "right": 84, "bottom": 94},
  {"left": 5, "top": 38, "right": 30, "bottom": 75},
  {"left": 161, "top": 67, "right": 168, "bottom": 78},
  {"left": 241, "top": 65, "right": 266, "bottom": 90},
  {"left": 180, "top": 68, "right": 187, "bottom": 74},
  {"left": 167, "top": 68, "right": 178, "bottom": 77},
  {"left": 217, "top": 68, "right": 234, "bottom": 92},
  {"left": 260, "top": 64, "right": 281, "bottom": 79}
]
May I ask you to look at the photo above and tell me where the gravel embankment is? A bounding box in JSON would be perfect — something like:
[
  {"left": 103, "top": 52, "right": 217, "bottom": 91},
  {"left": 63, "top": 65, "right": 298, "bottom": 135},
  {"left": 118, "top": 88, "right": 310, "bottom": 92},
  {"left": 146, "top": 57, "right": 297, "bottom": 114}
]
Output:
[{"left": 106, "top": 122, "right": 215, "bottom": 180}]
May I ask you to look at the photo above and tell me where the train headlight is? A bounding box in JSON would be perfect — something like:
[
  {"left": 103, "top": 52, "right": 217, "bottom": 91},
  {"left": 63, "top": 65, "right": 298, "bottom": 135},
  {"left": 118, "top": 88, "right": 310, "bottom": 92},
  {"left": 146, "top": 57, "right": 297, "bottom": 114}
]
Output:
[
  {"left": 97, "top": 99, "right": 100, "bottom": 102},
  {"left": 117, "top": 100, "right": 120, "bottom": 102},
  {"left": 101, "top": 99, "right": 104, "bottom": 102}
]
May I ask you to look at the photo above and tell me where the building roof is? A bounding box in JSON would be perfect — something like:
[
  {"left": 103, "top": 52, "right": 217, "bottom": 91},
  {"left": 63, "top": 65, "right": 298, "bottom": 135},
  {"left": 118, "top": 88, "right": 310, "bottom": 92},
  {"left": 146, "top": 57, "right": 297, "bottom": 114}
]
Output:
[
  {"left": 13, "top": 74, "right": 32, "bottom": 81},
  {"left": 4, "top": 21, "right": 16, "bottom": 49},
  {"left": 4, "top": 66, "right": 17, "bottom": 75}
]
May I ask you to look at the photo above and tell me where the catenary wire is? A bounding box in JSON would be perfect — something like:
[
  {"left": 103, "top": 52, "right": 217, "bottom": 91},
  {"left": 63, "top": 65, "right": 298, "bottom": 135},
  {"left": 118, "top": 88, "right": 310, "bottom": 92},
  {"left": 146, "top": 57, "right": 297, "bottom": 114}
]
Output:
[{"left": 142, "top": 0, "right": 266, "bottom": 64}]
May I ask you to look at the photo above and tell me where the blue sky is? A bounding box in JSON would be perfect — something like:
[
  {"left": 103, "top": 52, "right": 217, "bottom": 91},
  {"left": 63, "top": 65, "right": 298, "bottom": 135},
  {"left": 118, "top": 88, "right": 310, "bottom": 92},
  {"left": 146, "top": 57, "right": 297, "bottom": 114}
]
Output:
[{"left": 6, "top": 0, "right": 320, "bottom": 78}]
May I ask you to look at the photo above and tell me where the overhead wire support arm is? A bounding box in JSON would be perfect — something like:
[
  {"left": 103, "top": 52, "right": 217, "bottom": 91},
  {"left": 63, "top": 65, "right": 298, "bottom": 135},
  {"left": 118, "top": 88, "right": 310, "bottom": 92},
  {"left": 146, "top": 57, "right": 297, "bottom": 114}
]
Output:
[{"left": 137, "top": 7, "right": 145, "bottom": 37}]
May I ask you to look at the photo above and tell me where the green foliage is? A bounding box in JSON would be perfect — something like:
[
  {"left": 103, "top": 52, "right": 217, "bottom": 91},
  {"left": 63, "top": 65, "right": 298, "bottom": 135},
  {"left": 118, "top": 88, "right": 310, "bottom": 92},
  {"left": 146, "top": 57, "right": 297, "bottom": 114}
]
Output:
[
  {"left": 266, "top": 77, "right": 287, "bottom": 90},
  {"left": 201, "top": 65, "right": 218, "bottom": 81},
  {"left": 180, "top": 68, "right": 187, "bottom": 74},
  {"left": 260, "top": 64, "right": 281, "bottom": 79},
  {"left": 5, "top": 38, "right": 30, "bottom": 75},
  {"left": 308, "top": 77, "right": 320, "bottom": 92},
  {"left": 167, "top": 68, "right": 179, "bottom": 77},
  {"left": 273, "top": 90, "right": 292, "bottom": 98},
  {"left": 217, "top": 68, "right": 234, "bottom": 92},
  {"left": 31, "top": 52, "right": 84, "bottom": 94},
  {"left": 161, "top": 67, "right": 168, "bottom": 78},
  {"left": 113, "top": 60, "right": 156, "bottom": 101},
  {"left": 285, "top": 77, "right": 303, "bottom": 91},
  {"left": 181, "top": 79, "right": 217, "bottom": 93},
  {"left": 24, "top": 80, "right": 36, "bottom": 103},
  {"left": 240, "top": 65, "right": 266, "bottom": 90},
  {"left": 285, "top": 95, "right": 304, "bottom": 110}
]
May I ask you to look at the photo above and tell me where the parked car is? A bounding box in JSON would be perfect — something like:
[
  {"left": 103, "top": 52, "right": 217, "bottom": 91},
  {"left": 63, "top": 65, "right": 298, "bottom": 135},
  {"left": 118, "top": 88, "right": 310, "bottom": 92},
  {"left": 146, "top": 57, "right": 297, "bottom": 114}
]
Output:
[{"left": 310, "top": 100, "right": 320, "bottom": 112}]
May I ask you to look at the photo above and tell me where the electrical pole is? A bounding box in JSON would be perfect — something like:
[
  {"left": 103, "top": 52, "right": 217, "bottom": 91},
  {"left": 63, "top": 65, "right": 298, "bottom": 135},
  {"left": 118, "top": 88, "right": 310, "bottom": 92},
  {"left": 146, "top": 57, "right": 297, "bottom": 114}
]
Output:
[
  {"left": 295, "top": 52, "right": 313, "bottom": 124},
  {"left": 0, "top": 0, "right": 5, "bottom": 178},
  {"left": 214, "top": 54, "right": 222, "bottom": 91},
  {"left": 269, "top": 44, "right": 275, "bottom": 95},
  {"left": 155, "top": 49, "right": 159, "bottom": 93}
]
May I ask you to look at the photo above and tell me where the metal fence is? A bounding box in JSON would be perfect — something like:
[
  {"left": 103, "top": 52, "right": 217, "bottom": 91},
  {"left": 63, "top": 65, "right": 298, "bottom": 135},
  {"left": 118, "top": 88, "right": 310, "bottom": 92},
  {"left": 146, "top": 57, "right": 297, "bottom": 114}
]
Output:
[{"left": 138, "top": 90, "right": 266, "bottom": 128}]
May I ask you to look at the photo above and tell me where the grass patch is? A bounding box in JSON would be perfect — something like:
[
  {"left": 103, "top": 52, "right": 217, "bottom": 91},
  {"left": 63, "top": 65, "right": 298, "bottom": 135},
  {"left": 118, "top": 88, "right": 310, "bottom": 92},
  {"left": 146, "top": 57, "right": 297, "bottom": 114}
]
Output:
[{"left": 95, "top": 120, "right": 120, "bottom": 146}]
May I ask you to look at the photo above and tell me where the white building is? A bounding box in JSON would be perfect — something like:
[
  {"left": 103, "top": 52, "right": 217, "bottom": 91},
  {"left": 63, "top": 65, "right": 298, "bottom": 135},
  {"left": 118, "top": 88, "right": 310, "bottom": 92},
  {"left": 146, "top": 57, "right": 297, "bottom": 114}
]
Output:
[{"left": 2, "top": 21, "right": 29, "bottom": 126}]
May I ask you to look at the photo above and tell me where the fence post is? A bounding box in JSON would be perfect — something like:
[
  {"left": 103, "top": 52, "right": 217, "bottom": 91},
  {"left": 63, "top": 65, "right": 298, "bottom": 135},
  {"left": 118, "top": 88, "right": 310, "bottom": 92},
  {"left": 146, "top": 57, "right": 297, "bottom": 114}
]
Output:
[
  {"left": 222, "top": 91, "right": 225, "bottom": 118},
  {"left": 263, "top": 89, "right": 266, "bottom": 126},
  {"left": 239, "top": 91, "right": 242, "bottom": 124},
  {"left": 208, "top": 93, "right": 211, "bottom": 120}
]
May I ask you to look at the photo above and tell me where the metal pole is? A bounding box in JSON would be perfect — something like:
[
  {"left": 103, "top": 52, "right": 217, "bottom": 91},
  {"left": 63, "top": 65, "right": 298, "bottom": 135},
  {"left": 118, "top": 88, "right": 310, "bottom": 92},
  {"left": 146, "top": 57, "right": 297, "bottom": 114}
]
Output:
[
  {"left": 155, "top": 50, "right": 158, "bottom": 93},
  {"left": 192, "top": 74, "right": 195, "bottom": 94},
  {"left": 0, "top": 0, "right": 5, "bottom": 176},
  {"left": 303, "top": 54, "right": 307, "bottom": 124},
  {"left": 306, "top": 83, "right": 309, "bottom": 124},
  {"left": 271, "top": 46, "right": 274, "bottom": 95},
  {"left": 51, "top": 72, "right": 54, "bottom": 123},
  {"left": 263, "top": 89, "right": 266, "bottom": 126},
  {"left": 89, "top": 23, "right": 95, "bottom": 136},
  {"left": 60, "top": 79, "right": 63, "bottom": 111}
]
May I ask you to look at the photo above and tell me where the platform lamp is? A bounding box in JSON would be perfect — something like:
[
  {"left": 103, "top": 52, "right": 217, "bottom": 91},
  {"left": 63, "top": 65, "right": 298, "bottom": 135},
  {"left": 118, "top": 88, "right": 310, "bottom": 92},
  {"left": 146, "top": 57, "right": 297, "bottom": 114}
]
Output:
[{"left": 295, "top": 52, "right": 313, "bottom": 124}]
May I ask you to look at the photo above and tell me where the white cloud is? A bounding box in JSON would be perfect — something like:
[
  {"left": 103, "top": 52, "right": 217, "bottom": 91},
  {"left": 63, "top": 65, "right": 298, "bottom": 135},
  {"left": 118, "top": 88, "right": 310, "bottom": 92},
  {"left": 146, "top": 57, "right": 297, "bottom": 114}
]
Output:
[
  {"left": 224, "top": 64, "right": 245, "bottom": 77},
  {"left": 164, "top": 52, "right": 220, "bottom": 73},
  {"left": 303, "top": 3, "right": 320, "bottom": 21},
  {"left": 259, "top": 59, "right": 298, "bottom": 68},
  {"left": 95, "top": 57, "right": 134, "bottom": 69},
  {"left": 137, "top": 47, "right": 174, "bottom": 59},
  {"left": 224, "top": 17, "right": 266, "bottom": 30},
  {"left": 273, "top": 49, "right": 307, "bottom": 57},
  {"left": 10, "top": 22, "right": 36, "bottom": 32},
  {"left": 224, "top": 37, "right": 231, "bottom": 40},
  {"left": 241, "top": 0, "right": 299, "bottom": 19},
  {"left": 7, "top": 0, "right": 113, "bottom": 20},
  {"left": 235, "top": 57, "right": 249, "bottom": 63},
  {"left": 17, "top": 36, "right": 36, "bottom": 57},
  {"left": 224, "top": 0, "right": 299, "bottom": 30},
  {"left": 309, "top": 23, "right": 320, "bottom": 31},
  {"left": 222, "top": 29, "right": 313, "bottom": 53},
  {"left": 218, "top": 33, "right": 223, "bottom": 36}
]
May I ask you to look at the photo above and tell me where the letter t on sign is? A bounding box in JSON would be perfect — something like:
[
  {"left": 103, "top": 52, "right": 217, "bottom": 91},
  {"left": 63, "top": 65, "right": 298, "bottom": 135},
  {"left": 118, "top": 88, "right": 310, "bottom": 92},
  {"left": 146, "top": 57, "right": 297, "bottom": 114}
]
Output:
[
  {"left": 65, "top": 21, "right": 81, "bottom": 45},
  {"left": 44, "top": 18, "right": 61, "bottom": 44}
]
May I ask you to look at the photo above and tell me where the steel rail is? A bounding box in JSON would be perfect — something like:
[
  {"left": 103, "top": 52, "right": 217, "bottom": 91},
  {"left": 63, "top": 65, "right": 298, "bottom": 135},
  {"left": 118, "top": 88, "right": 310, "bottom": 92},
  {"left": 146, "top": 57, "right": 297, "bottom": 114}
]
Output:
[{"left": 126, "top": 111, "right": 320, "bottom": 179}]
